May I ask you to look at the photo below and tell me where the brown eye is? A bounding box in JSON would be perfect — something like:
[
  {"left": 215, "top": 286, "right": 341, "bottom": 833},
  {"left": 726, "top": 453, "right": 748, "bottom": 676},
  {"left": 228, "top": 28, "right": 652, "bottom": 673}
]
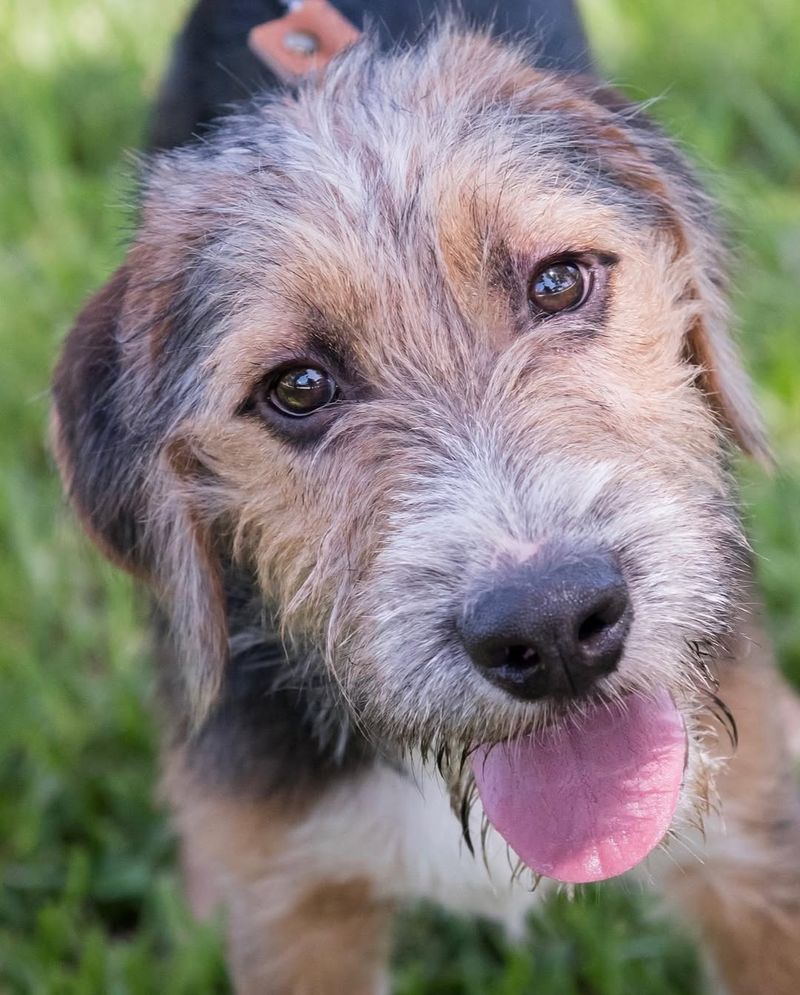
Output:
[
  {"left": 269, "top": 366, "right": 337, "bottom": 416},
  {"left": 529, "top": 260, "right": 588, "bottom": 314}
]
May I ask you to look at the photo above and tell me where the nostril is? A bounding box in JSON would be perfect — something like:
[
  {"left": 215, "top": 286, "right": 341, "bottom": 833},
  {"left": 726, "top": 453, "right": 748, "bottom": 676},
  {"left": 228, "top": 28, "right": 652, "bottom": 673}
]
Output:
[
  {"left": 480, "top": 642, "right": 543, "bottom": 672},
  {"left": 576, "top": 596, "right": 626, "bottom": 646},
  {"left": 503, "top": 644, "right": 541, "bottom": 671},
  {"left": 573, "top": 587, "right": 630, "bottom": 683},
  {"left": 577, "top": 610, "right": 610, "bottom": 644}
]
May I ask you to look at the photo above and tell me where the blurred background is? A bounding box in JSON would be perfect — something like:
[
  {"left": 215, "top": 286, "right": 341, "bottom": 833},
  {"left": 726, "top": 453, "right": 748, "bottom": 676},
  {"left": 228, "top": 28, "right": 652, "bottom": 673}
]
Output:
[{"left": 1, "top": 1, "right": 798, "bottom": 991}]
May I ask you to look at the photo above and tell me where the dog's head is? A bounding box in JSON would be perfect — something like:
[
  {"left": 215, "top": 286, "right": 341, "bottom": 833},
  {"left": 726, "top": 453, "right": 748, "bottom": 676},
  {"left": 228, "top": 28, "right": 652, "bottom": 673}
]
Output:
[{"left": 53, "top": 27, "right": 765, "bottom": 881}]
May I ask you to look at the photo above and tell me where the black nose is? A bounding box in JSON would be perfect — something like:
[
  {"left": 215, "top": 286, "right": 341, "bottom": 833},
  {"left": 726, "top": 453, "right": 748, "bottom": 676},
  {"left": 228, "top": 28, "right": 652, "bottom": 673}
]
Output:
[{"left": 460, "top": 551, "right": 631, "bottom": 701}]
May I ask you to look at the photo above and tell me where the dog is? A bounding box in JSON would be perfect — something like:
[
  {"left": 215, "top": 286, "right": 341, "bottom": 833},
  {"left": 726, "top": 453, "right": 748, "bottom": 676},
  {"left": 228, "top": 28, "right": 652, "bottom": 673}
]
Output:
[{"left": 52, "top": 1, "right": 800, "bottom": 992}]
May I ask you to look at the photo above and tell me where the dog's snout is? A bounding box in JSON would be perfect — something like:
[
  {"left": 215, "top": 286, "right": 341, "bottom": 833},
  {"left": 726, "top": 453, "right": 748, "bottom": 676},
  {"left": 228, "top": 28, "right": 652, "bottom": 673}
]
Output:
[{"left": 460, "top": 552, "right": 631, "bottom": 701}]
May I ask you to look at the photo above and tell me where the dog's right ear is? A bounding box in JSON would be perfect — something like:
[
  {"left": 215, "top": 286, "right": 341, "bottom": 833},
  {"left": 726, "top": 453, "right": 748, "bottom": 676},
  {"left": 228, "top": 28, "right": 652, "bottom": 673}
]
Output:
[{"left": 52, "top": 260, "right": 229, "bottom": 723}]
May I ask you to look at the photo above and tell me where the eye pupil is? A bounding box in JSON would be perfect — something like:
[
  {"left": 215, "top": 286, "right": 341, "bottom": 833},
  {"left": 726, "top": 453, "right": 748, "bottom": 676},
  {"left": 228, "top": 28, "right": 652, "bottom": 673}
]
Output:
[
  {"left": 536, "top": 264, "right": 577, "bottom": 296},
  {"left": 529, "top": 261, "right": 586, "bottom": 313},
  {"left": 270, "top": 366, "right": 337, "bottom": 416}
]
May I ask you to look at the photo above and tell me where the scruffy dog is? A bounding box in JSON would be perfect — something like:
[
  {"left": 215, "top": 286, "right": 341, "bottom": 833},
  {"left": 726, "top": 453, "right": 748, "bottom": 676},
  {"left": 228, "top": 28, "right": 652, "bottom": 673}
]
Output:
[{"left": 52, "top": 1, "right": 800, "bottom": 992}]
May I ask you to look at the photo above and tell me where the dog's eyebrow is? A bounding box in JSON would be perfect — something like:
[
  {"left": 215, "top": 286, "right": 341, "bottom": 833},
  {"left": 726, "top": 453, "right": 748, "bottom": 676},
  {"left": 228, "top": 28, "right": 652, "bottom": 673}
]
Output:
[
  {"left": 306, "top": 325, "right": 360, "bottom": 381},
  {"left": 486, "top": 241, "right": 524, "bottom": 301}
]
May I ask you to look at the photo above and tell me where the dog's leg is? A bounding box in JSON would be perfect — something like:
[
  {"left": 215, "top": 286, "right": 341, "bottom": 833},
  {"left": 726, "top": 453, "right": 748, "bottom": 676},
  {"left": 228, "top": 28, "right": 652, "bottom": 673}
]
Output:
[
  {"left": 661, "top": 617, "right": 800, "bottom": 994},
  {"left": 226, "top": 873, "right": 393, "bottom": 995},
  {"left": 163, "top": 756, "right": 394, "bottom": 995}
]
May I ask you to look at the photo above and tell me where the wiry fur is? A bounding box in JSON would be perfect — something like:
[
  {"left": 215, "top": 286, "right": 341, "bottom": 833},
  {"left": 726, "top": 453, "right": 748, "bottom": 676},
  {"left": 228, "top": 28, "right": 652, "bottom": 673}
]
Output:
[{"left": 53, "top": 22, "right": 799, "bottom": 995}]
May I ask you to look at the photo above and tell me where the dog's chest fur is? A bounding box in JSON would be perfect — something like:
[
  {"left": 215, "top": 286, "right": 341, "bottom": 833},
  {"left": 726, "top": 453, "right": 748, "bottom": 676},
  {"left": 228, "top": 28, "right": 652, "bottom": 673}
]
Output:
[{"left": 276, "top": 759, "right": 543, "bottom": 929}]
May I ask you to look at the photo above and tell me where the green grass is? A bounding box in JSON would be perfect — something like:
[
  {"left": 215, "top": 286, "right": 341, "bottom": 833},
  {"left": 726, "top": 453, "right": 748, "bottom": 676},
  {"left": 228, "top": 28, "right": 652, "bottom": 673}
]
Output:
[{"left": 1, "top": 0, "right": 798, "bottom": 991}]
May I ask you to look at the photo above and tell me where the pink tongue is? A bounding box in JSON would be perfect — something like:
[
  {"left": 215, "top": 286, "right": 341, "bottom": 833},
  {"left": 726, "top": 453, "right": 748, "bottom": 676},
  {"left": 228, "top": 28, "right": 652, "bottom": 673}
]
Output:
[{"left": 472, "top": 691, "right": 686, "bottom": 883}]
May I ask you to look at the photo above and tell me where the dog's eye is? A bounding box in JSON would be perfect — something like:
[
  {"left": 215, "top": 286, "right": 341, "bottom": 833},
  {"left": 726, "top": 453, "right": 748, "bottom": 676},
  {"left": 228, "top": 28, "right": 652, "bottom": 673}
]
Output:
[
  {"left": 528, "top": 260, "right": 588, "bottom": 314},
  {"left": 269, "top": 366, "right": 337, "bottom": 417}
]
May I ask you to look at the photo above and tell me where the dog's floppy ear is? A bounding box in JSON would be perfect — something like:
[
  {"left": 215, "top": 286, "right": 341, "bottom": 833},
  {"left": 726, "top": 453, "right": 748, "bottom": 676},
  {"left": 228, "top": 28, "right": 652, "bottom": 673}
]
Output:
[
  {"left": 663, "top": 176, "right": 770, "bottom": 464},
  {"left": 52, "top": 260, "right": 228, "bottom": 722},
  {"left": 684, "top": 274, "right": 770, "bottom": 464}
]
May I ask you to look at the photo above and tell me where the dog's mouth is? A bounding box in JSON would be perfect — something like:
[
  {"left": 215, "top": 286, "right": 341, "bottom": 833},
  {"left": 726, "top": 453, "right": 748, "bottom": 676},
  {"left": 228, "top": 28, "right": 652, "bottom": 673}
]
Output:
[{"left": 471, "top": 689, "right": 687, "bottom": 883}]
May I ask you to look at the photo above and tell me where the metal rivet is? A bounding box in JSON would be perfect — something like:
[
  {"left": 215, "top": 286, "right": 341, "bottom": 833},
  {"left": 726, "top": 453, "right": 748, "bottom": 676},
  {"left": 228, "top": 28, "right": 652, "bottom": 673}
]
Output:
[{"left": 283, "top": 30, "right": 319, "bottom": 56}]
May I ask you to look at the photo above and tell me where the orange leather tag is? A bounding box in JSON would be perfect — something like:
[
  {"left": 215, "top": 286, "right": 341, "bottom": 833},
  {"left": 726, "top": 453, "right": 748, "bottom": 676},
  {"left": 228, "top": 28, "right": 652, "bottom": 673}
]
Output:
[{"left": 249, "top": 1, "right": 361, "bottom": 84}]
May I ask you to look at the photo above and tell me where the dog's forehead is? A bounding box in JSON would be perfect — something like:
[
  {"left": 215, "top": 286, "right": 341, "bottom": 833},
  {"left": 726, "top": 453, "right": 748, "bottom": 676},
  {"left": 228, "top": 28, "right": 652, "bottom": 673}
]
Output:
[
  {"left": 268, "top": 121, "right": 626, "bottom": 276},
  {"left": 201, "top": 102, "right": 636, "bottom": 386}
]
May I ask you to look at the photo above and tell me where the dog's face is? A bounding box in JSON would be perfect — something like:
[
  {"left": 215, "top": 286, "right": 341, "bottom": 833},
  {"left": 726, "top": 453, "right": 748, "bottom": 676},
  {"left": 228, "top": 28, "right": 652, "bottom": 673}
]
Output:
[{"left": 53, "top": 29, "right": 766, "bottom": 877}]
